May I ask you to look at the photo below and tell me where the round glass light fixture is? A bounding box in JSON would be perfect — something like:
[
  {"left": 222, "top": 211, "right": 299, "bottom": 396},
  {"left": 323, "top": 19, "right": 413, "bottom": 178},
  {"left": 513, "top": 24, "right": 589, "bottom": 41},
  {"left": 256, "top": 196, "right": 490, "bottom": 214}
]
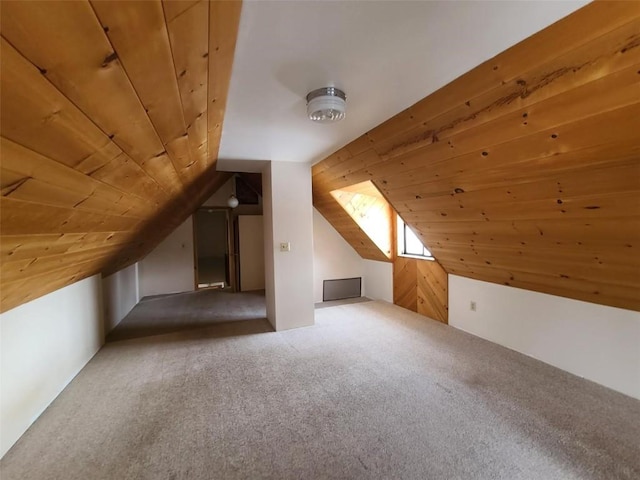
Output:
[
  {"left": 306, "top": 87, "right": 346, "bottom": 123},
  {"left": 227, "top": 195, "right": 239, "bottom": 208}
]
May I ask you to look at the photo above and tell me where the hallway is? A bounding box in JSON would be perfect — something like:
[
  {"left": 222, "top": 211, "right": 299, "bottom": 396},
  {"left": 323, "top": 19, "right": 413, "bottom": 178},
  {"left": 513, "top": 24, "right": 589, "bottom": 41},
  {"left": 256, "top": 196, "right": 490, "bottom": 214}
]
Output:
[{"left": 107, "top": 289, "right": 268, "bottom": 342}]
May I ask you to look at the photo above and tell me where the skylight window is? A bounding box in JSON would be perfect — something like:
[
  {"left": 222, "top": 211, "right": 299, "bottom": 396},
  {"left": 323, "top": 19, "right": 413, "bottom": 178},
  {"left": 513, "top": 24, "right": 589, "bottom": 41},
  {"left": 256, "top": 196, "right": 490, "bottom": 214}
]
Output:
[
  {"left": 397, "top": 215, "right": 433, "bottom": 260},
  {"left": 330, "top": 181, "right": 392, "bottom": 258}
]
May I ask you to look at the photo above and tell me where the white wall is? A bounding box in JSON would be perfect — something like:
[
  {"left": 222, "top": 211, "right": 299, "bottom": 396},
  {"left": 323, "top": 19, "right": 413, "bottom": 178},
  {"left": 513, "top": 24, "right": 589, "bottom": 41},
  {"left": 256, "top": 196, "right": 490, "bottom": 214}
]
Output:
[
  {"left": 363, "top": 259, "right": 393, "bottom": 303},
  {"left": 0, "top": 275, "right": 104, "bottom": 458},
  {"left": 263, "top": 165, "right": 276, "bottom": 323},
  {"left": 203, "top": 176, "right": 235, "bottom": 207},
  {"left": 138, "top": 218, "right": 195, "bottom": 298},
  {"left": 263, "top": 161, "right": 315, "bottom": 331},
  {"left": 312, "top": 207, "right": 394, "bottom": 303},
  {"left": 239, "top": 215, "right": 265, "bottom": 291},
  {"left": 449, "top": 275, "right": 640, "bottom": 399},
  {"left": 312, "top": 208, "right": 364, "bottom": 303},
  {"left": 102, "top": 263, "right": 139, "bottom": 334}
]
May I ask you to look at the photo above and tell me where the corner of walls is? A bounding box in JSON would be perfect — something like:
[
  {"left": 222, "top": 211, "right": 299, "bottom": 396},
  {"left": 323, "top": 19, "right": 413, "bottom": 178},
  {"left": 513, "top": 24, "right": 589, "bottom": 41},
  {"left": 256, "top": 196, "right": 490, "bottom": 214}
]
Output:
[
  {"left": 262, "top": 163, "right": 276, "bottom": 325},
  {"left": 0, "top": 275, "right": 105, "bottom": 458},
  {"left": 363, "top": 259, "right": 393, "bottom": 303},
  {"left": 263, "top": 161, "right": 314, "bottom": 331},
  {"left": 102, "top": 262, "right": 139, "bottom": 334},
  {"left": 448, "top": 274, "right": 640, "bottom": 399},
  {"left": 312, "top": 208, "right": 364, "bottom": 303},
  {"left": 138, "top": 217, "right": 195, "bottom": 298},
  {"left": 311, "top": 205, "right": 394, "bottom": 304}
]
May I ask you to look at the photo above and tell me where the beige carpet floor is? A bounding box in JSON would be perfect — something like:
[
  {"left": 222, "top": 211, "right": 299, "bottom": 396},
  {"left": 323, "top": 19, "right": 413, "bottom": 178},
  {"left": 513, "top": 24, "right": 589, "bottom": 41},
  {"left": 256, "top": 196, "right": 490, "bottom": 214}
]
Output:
[
  {"left": 107, "top": 289, "right": 267, "bottom": 342},
  {"left": 2, "top": 298, "right": 639, "bottom": 479}
]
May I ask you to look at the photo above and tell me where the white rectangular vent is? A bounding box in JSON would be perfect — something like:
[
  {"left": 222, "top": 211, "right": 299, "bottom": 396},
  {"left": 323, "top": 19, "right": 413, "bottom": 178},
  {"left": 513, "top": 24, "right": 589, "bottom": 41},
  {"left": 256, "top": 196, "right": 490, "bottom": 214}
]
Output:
[{"left": 323, "top": 277, "right": 362, "bottom": 302}]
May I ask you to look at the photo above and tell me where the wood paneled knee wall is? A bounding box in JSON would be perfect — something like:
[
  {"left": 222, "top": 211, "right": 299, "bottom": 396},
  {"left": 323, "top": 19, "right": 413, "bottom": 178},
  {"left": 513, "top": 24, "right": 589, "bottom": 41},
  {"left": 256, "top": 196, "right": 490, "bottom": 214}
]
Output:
[{"left": 394, "top": 256, "right": 448, "bottom": 324}]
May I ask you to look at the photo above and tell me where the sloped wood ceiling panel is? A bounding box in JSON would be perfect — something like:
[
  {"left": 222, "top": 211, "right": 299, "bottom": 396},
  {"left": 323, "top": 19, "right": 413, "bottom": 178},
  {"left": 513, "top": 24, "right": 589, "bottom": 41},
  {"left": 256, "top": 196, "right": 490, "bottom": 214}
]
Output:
[
  {"left": 0, "top": 0, "right": 241, "bottom": 313},
  {"left": 313, "top": 187, "right": 390, "bottom": 262},
  {"left": 313, "top": 1, "right": 640, "bottom": 311}
]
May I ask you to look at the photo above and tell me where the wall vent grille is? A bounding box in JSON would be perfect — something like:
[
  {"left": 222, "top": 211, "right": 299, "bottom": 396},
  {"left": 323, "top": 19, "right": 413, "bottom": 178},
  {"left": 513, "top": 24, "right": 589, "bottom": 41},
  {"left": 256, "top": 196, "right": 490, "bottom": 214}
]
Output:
[{"left": 323, "top": 277, "right": 362, "bottom": 302}]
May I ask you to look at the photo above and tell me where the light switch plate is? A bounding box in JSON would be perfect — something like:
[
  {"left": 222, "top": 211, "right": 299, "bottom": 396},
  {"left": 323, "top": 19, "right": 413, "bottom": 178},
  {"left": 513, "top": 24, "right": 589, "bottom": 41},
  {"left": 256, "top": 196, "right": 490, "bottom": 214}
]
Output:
[{"left": 280, "top": 242, "right": 291, "bottom": 252}]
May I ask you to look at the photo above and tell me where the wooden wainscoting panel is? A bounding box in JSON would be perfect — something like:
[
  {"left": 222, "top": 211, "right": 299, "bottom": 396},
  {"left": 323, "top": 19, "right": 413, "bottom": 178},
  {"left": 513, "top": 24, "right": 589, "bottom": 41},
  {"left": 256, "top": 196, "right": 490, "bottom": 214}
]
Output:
[
  {"left": 417, "top": 260, "right": 448, "bottom": 323},
  {"left": 394, "top": 256, "right": 448, "bottom": 324},
  {"left": 393, "top": 256, "right": 417, "bottom": 312}
]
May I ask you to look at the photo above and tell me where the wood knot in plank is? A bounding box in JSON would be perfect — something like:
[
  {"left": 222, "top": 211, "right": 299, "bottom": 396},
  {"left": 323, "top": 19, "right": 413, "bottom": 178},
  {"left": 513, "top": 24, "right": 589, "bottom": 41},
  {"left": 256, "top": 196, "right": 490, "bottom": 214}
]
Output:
[
  {"left": 620, "top": 34, "right": 640, "bottom": 54},
  {"left": 2, "top": 177, "right": 32, "bottom": 197},
  {"left": 101, "top": 52, "right": 119, "bottom": 68}
]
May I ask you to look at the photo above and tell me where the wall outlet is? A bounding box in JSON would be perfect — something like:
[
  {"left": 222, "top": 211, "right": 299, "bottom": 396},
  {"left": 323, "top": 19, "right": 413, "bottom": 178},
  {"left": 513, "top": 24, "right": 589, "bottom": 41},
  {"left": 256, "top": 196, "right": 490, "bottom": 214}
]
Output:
[
  {"left": 280, "top": 242, "right": 291, "bottom": 252},
  {"left": 470, "top": 301, "right": 477, "bottom": 312}
]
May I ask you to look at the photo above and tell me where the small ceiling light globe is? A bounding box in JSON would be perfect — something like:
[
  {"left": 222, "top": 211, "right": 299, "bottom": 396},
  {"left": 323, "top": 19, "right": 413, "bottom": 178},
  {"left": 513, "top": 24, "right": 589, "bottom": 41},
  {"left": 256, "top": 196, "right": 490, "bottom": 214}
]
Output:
[
  {"left": 306, "top": 87, "right": 346, "bottom": 123},
  {"left": 227, "top": 195, "right": 239, "bottom": 208}
]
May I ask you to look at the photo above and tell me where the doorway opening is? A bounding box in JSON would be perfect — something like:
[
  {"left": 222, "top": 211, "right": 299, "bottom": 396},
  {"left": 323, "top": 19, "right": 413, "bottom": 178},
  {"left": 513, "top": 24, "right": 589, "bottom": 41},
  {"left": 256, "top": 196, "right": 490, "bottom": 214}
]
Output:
[{"left": 194, "top": 208, "right": 232, "bottom": 290}]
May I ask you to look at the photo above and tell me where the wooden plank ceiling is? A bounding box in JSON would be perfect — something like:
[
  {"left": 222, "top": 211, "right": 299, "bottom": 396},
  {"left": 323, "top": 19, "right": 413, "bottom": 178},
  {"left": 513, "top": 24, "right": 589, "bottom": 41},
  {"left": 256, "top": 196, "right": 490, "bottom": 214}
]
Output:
[
  {"left": 0, "top": 0, "right": 242, "bottom": 313},
  {"left": 313, "top": 1, "right": 640, "bottom": 312}
]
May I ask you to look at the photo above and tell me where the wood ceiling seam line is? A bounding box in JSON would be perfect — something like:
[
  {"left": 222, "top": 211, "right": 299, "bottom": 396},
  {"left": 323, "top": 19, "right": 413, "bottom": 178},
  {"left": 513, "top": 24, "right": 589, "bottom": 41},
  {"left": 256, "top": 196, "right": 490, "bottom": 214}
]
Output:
[
  {"left": 363, "top": 11, "right": 640, "bottom": 148},
  {"left": 317, "top": 20, "right": 640, "bottom": 183},
  {"left": 206, "top": 1, "right": 242, "bottom": 166},
  {"left": 372, "top": 104, "right": 640, "bottom": 195},
  {"left": 0, "top": 233, "right": 136, "bottom": 263},
  {"left": 163, "top": 0, "right": 211, "bottom": 181},
  {"left": 205, "top": 0, "right": 212, "bottom": 167},
  {"left": 378, "top": 146, "right": 640, "bottom": 202},
  {"left": 318, "top": 94, "right": 640, "bottom": 187},
  {"left": 443, "top": 267, "right": 640, "bottom": 302},
  {"left": 1, "top": 245, "right": 134, "bottom": 284},
  {"left": 0, "top": 138, "right": 153, "bottom": 219},
  {"left": 164, "top": 0, "right": 201, "bottom": 24},
  {"left": 369, "top": 83, "right": 640, "bottom": 184},
  {"left": 88, "top": 0, "right": 189, "bottom": 193},
  {"left": 0, "top": 4, "right": 181, "bottom": 200},
  {"left": 0, "top": 35, "right": 174, "bottom": 203},
  {"left": 160, "top": 0, "right": 199, "bottom": 183}
]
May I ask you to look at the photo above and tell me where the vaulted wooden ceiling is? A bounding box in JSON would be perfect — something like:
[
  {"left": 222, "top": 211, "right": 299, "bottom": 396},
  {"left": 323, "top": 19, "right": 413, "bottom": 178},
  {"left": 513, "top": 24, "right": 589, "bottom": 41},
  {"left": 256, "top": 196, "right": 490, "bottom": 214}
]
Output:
[
  {"left": 313, "top": 1, "right": 640, "bottom": 311},
  {"left": 0, "top": 0, "right": 241, "bottom": 312},
  {"left": 1, "top": 1, "right": 638, "bottom": 315}
]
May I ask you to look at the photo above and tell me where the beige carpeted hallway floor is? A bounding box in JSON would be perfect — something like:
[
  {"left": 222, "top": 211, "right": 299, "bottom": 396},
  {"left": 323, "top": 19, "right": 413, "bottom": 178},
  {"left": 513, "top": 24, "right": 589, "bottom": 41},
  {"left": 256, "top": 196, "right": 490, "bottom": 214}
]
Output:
[
  {"left": 107, "top": 289, "right": 267, "bottom": 342},
  {"left": 2, "top": 295, "right": 639, "bottom": 479}
]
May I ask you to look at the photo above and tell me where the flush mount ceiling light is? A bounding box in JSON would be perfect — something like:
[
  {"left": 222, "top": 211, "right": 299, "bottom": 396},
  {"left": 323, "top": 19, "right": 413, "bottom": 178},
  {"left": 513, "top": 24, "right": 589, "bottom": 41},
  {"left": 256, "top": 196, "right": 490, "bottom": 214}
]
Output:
[{"left": 306, "top": 87, "right": 346, "bottom": 123}]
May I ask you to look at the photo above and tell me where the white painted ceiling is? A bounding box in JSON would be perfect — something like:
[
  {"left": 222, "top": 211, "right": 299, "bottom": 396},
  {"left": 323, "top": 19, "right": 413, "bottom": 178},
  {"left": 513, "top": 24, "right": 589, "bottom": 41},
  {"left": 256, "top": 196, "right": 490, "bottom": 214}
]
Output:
[{"left": 217, "top": 0, "right": 588, "bottom": 171}]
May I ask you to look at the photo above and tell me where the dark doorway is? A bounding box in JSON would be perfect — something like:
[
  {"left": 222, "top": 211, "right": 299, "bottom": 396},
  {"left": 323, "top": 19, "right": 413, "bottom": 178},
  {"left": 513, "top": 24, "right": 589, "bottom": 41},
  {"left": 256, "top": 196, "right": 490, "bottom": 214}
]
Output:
[{"left": 194, "top": 208, "right": 231, "bottom": 289}]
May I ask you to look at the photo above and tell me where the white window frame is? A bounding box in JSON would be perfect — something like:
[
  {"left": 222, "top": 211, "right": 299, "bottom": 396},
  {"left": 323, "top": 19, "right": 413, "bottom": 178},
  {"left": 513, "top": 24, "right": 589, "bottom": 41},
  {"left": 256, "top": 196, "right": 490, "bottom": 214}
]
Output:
[{"left": 397, "top": 215, "right": 434, "bottom": 260}]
